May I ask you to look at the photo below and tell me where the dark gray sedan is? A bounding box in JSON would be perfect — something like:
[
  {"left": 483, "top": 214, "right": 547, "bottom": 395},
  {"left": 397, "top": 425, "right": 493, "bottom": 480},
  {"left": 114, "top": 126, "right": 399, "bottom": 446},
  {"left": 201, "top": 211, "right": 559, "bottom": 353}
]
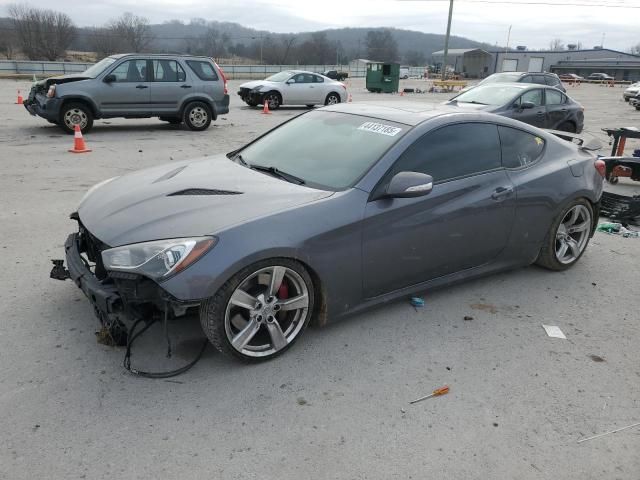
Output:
[
  {"left": 447, "top": 83, "right": 584, "bottom": 133},
  {"left": 58, "top": 104, "right": 604, "bottom": 362}
]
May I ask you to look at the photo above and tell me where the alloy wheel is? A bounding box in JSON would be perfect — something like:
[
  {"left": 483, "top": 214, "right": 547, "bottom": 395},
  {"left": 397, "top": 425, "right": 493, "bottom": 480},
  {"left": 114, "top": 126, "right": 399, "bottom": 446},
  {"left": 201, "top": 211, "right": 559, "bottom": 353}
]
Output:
[
  {"left": 266, "top": 94, "right": 280, "bottom": 109},
  {"left": 326, "top": 94, "right": 340, "bottom": 105},
  {"left": 224, "top": 265, "right": 310, "bottom": 358},
  {"left": 555, "top": 204, "right": 592, "bottom": 264}
]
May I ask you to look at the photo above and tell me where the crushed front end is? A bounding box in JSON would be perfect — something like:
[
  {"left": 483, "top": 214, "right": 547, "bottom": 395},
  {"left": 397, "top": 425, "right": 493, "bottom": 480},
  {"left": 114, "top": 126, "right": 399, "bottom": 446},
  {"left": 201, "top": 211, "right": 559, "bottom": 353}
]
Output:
[{"left": 53, "top": 215, "right": 199, "bottom": 345}]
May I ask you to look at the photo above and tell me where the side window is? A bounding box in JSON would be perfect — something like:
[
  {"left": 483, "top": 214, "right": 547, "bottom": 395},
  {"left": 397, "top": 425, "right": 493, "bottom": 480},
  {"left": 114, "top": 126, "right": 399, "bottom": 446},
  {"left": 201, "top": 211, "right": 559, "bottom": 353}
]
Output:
[
  {"left": 291, "top": 74, "right": 308, "bottom": 83},
  {"left": 518, "top": 89, "right": 543, "bottom": 106},
  {"left": 110, "top": 60, "right": 148, "bottom": 82},
  {"left": 545, "top": 89, "right": 566, "bottom": 105},
  {"left": 186, "top": 60, "right": 218, "bottom": 81},
  {"left": 152, "top": 60, "right": 186, "bottom": 82},
  {"left": 521, "top": 75, "right": 533, "bottom": 83},
  {"left": 498, "top": 126, "right": 545, "bottom": 168},
  {"left": 389, "top": 123, "right": 502, "bottom": 184},
  {"left": 544, "top": 75, "right": 559, "bottom": 86},
  {"left": 313, "top": 75, "right": 324, "bottom": 83}
]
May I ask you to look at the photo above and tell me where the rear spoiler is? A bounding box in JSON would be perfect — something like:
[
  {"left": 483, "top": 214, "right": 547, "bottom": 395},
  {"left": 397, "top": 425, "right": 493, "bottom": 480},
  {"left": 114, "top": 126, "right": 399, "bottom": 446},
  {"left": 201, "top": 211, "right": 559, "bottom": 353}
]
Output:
[{"left": 545, "top": 129, "right": 602, "bottom": 151}]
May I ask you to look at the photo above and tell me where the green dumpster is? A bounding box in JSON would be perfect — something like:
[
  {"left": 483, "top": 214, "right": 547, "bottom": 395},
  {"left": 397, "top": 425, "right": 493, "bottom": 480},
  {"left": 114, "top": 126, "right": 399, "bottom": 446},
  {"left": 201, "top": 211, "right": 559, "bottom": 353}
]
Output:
[{"left": 366, "top": 62, "right": 400, "bottom": 93}]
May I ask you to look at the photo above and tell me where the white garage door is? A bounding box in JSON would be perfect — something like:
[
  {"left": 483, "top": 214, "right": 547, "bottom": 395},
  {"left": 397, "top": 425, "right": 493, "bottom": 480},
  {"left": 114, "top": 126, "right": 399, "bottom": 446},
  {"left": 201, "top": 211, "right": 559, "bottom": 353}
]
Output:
[
  {"left": 502, "top": 59, "right": 518, "bottom": 72},
  {"left": 529, "top": 57, "right": 544, "bottom": 72}
]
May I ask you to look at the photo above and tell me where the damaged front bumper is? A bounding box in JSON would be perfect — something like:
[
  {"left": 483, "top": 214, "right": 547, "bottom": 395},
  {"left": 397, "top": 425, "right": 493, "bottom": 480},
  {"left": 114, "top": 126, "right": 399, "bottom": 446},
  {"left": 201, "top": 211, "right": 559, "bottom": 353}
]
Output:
[
  {"left": 23, "top": 90, "right": 61, "bottom": 121},
  {"left": 54, "top": 231, "right": 198, "bottom": 344}
]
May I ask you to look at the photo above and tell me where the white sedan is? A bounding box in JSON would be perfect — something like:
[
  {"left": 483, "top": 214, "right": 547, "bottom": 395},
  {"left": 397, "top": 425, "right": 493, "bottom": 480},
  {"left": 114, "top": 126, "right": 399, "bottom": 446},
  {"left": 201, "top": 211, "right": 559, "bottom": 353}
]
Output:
[{"left": 238, "top": 70, "right": 347, "bottom": 109}]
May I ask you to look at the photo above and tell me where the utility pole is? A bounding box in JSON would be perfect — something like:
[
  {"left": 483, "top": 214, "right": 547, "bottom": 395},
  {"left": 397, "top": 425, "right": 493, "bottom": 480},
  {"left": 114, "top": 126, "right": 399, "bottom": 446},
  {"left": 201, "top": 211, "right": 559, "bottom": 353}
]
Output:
[{"left": 441, "top": 0, "right": 454, "bottom": 80}]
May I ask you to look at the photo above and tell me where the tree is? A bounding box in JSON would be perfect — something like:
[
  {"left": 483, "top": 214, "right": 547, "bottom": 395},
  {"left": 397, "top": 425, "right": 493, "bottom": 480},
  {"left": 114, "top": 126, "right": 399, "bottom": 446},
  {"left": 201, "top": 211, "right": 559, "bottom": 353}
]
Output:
[
  {"left": 8, "top": 3, "right": 75, "bottom": 60},
  {"left": 548, "top": 38, "right": 565, "bottom": 51},
  {"left": 366, "top": 30, "right": 398, "bottom": 62},
  {"left": 631, "top": 43, "right": 640, "bottom": 55},
  {"left": 107, "top": 12, "right": 151, "bottom": 52},
  {"left": 88, "top": 27, "right": 122, "bottom": 59},
  {"left": 0, "top": 27, "right": 18, "bottom": 59}
]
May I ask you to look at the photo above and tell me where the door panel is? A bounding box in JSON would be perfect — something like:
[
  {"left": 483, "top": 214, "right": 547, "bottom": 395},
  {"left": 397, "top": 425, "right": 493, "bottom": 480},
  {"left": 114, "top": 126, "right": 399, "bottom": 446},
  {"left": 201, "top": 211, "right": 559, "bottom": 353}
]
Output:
[
  {"left": 98, "top": 59, "right": 151, "bottom": 115},
  {"left": 283, "top": 73, "right": 314, "bottom": 104},
  {"left": 149, "top": 59, "right": 188, "bottom": 114},
  {"left": 362, "top": 170, "right": 516, "bottom": 298},
  {"left": 512, "top": 89, "right": 546, "bottom": 127},
  {"left": 545, "top": 89, "right": 569, "bottom": 129}
]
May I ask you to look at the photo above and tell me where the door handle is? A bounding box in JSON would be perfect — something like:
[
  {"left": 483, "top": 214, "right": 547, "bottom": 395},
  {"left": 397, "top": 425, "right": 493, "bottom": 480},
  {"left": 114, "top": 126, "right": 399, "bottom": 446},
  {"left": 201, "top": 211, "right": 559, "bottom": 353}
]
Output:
[
  {"left": 491, "top": 186, "right": 514, "bottom": 200},
  {"left": 180, "top": 84, "right": 192, "bottom": 88},
  {"left": 136, "top": 84, "right": 148, "bottom": 89}
]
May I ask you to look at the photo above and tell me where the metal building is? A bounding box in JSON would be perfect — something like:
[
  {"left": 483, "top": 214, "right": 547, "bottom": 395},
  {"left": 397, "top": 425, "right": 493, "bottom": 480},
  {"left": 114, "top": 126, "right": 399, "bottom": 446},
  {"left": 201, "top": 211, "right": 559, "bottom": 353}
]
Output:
[{"left": 431, "top": 48, "right": 493, "bottom": 78}]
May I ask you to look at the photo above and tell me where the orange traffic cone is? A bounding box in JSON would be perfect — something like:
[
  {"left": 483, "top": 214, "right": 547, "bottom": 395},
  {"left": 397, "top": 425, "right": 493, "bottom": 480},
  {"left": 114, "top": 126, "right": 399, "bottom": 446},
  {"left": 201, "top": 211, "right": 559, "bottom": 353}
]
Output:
[
  {"left": 15, "top": 90, "right": 23, "bottom": 104},
  {"left": 399, "top": 90, "right": 405, "bottom": 96},
  {"left": 348, "top": 93, "right": 353, "bottom": 103},
  {"left": 68, "top": 124, "right": 92, "bottom": 153},
  {"left": 262, "top": 98, "right": 271, "bottom": 115}
]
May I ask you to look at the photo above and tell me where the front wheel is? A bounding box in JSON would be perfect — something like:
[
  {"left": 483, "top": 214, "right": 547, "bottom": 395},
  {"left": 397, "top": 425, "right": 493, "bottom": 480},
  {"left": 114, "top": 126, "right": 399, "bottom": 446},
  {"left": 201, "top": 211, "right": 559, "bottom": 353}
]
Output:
[
  {"left": 200, "top": 259, "right": 315, "bottom": 362},
  {"left": 325, "top": 93, "right": 341, "bottom": 105},
  {"left": 536, "top": 199, "right": 594, "bottom": 271},
  {"left": 263, "top": 92, "right": 281, "bottom": 110},
  {"left": 183, "top": 101, "right": 212, "bottom": 131},
  {"left": 60, "top": 102, "right": 94, "bottom": 134}
]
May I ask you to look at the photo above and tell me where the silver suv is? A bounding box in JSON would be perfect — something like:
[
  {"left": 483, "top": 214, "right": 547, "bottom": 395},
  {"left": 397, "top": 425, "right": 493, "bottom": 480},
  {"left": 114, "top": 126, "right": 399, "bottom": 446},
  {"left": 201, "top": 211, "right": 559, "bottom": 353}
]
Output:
[{"left": 24, "top": 54, "right": 229, "bottom": 133}]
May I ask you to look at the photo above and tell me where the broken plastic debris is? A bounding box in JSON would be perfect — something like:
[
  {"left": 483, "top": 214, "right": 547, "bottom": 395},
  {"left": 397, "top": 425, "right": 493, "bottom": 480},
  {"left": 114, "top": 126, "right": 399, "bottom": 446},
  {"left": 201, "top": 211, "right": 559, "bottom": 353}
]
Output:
[
  {"left": 410, "top": 297, "right": 425, "bottom": 307},
  {"left": 542, "top": 324, "right": 566, "bottom": 339}
]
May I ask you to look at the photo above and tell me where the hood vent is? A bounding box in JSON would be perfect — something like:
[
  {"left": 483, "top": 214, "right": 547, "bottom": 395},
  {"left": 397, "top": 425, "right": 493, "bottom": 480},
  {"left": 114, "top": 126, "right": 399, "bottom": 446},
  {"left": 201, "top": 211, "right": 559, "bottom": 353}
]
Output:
[{"left": 168, "top": 188, "right": 243, "bottom": 196}]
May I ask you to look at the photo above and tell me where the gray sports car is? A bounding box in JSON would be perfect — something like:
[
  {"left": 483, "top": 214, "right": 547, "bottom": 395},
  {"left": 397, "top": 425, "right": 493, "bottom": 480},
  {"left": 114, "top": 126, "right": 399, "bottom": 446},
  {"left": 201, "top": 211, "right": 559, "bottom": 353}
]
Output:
[
  {"left": 447, "top": 83, "right": 584, "bottom": 133},
  {"left": 58, "top": 103, "right": 604, "bottom": 362}
]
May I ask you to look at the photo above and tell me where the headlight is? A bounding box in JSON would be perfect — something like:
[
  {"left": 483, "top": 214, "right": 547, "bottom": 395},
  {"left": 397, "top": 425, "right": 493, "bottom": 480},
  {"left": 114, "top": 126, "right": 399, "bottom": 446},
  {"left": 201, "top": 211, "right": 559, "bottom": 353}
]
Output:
[
  {"left": 47, "top": 85, "right": 56, "bottom": 98},
  {"left": 251, "top": 85, "right": 264, "bottom": 91},
  {"left": 78, "top": 176, "right": 119, "bottom": 208},
  {"left": 101, "top": 237, "right": 217, "bottom": 280}
]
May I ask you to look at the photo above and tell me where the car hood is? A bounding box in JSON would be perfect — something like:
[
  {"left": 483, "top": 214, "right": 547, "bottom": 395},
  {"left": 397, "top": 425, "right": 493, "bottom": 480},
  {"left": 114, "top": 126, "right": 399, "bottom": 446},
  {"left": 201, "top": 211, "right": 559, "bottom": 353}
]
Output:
[
  {"left": 239, "top": 80, "right": 279, "bottom": 90},
  {"left": 35, "top": 74, "right": 91, "bottom": 88},
  {"left": 78, "top": 155, "right": 333, "bottom": 246}
]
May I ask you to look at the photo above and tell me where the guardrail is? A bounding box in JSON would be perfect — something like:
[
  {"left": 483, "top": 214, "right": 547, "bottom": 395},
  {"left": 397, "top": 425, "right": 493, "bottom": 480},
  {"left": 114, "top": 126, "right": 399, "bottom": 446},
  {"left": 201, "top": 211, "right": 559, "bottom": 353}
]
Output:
[{"left": 0, "top": 60, "right": 427, "bottom": 80}]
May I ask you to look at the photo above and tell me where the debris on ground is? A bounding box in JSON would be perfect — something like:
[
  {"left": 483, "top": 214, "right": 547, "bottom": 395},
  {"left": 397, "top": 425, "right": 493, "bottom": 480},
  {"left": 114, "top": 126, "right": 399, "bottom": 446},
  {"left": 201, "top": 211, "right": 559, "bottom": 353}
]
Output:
[
  {"left": 470, "top": 303, "right": 498, "bottom": 314},
  {"left": 589, "top": 354, "right": 606, "bottom": 362},
  {"left": 597, "top": 222, "right": 639, "bottom": 237},
  {"left": 464, "top": 315, "right": 474, "bottom": 321},
  {"left": 410, "top": 296, "right": 425, "bottom": 308},
  {"left": 542, "top": 324, "right": 567, "bottom": 339},
  {"left": 577, "top": 422, "right": 640, "bottom": 443},
  {"left": 410, "top": 385, "right": 450, "bottom": 404}
]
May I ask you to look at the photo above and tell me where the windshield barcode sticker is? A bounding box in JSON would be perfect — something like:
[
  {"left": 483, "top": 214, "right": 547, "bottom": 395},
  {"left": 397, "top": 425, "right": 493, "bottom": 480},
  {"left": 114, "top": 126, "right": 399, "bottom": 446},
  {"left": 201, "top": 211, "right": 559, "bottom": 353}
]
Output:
[{"left": 358, "top": 122, "right": 402, "bottom": 136}]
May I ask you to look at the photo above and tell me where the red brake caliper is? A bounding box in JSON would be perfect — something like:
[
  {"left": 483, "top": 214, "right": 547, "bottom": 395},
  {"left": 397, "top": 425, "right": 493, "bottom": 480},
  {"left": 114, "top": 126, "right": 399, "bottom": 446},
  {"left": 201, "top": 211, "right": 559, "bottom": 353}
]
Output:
[{"left": 277, "top": 281, "right": 289, "bottom": 300}]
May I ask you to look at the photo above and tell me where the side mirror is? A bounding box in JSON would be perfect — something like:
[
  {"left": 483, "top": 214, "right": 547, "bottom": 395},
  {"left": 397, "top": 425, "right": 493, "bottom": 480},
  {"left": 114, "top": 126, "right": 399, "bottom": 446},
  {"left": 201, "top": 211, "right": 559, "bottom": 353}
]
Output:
[
  {"left": 521, "top": 101, "right": 535, "bottom": 109},
  {"left": 286, "top": 79, "right": 295, "bottom": 84},
  {"left": 104, "top": 74, "right": 116, "bottom": 83},
  {"left": 385, "top": 172, "right": 434, "bottom": 199}
]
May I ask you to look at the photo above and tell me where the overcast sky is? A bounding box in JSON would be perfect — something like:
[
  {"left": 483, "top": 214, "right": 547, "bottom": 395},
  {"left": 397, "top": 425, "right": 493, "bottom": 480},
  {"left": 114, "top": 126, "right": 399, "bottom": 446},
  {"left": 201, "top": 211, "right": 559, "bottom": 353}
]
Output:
[{"left": 1, "top": 0, "right": 639, "bottom": 51}]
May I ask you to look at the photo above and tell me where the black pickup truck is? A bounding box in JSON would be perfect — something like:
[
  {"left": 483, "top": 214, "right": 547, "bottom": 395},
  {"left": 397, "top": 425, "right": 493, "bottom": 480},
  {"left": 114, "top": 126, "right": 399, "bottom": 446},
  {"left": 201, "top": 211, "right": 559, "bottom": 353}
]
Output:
[{"left": 323, "top": 70, "right": 349, "bottom": 81}]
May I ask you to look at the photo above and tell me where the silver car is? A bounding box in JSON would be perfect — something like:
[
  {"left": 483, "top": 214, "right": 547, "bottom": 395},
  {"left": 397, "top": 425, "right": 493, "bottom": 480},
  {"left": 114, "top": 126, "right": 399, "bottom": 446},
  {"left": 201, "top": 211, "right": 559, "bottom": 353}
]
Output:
[
  {"left": 24, "top": 54, "right": 230, "bottom": 133},
  {"left": 238, "top": 70, "right": 347, "bottom": 109}
]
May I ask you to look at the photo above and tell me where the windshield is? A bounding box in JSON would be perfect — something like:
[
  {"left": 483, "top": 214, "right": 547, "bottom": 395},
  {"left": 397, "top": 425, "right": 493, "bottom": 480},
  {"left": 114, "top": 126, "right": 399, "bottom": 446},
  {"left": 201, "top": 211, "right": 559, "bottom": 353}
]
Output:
[
  {"left": 454, "top": 84, "right": 524, "bottom": 106},
  {"left": 480, "top": 73, "right": 522, "bottom": 84},
  {"left": 238, "top": 111, "right": 408, "bottom": 190},
  {"left": 82, "top": 57, "right": 118, "bottom": 78},
  {"left": 265, "top": 71, "right": 294, "bottom": 82}
]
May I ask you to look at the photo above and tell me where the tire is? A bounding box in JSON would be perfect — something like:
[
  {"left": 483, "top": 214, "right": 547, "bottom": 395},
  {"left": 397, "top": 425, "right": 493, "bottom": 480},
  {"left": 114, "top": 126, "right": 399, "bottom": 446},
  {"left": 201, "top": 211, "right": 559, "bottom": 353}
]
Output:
[
  {"left": 558, "top": 121, "right": 576, "bottom": 133},
  {"left": 325, "top": 92, "right": 341, "bottom": 105},
  {"left": 199, "top": 258, "right": 315, "bottom": 362},
  {"left": 263, "top": 92, "right": 281, "bottom": 110},
  {"left": 183, "top": 101, "right": 212, "bottom": 131},
  {"left": 59, "top": 102, "right": 94, "bottom": 134},
  {"left": 536, "top": 199, "right": 594, "bottom": 271},
  {"left": 160, "top": 116, "right": 182, "bottom": 124}
]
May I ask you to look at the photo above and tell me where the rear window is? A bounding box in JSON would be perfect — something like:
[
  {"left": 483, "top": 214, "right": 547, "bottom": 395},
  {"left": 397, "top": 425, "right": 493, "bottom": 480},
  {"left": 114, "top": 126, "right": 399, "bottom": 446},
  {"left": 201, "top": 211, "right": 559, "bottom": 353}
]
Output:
[
  {"left": 498, "top": 126, "right": 545, "bottom": 168},
  {"left": 186, "top": 60, "right": 218, "bottom": 81}
]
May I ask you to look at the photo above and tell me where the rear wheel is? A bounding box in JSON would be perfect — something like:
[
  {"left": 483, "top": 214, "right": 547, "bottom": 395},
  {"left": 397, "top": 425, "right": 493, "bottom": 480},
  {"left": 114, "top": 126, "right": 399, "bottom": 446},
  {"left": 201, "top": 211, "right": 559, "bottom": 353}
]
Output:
[
  {"left": 325, "top": 93, "right": 340, "bottom": 105},
  {"left": 199, "top": 259, "right": 314, "bottom": 362},
  {"left": 536, "top": 199, "right": 593, "bottom": 271},
  {"left": 60, "top": 102, "right": 94, "bottom": 134},
  {"left": 183, "top": 101, "right": 212, "bottom": 131},
  {"left": 558, "top": 121, "right": 576, "bottom": 133}
]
